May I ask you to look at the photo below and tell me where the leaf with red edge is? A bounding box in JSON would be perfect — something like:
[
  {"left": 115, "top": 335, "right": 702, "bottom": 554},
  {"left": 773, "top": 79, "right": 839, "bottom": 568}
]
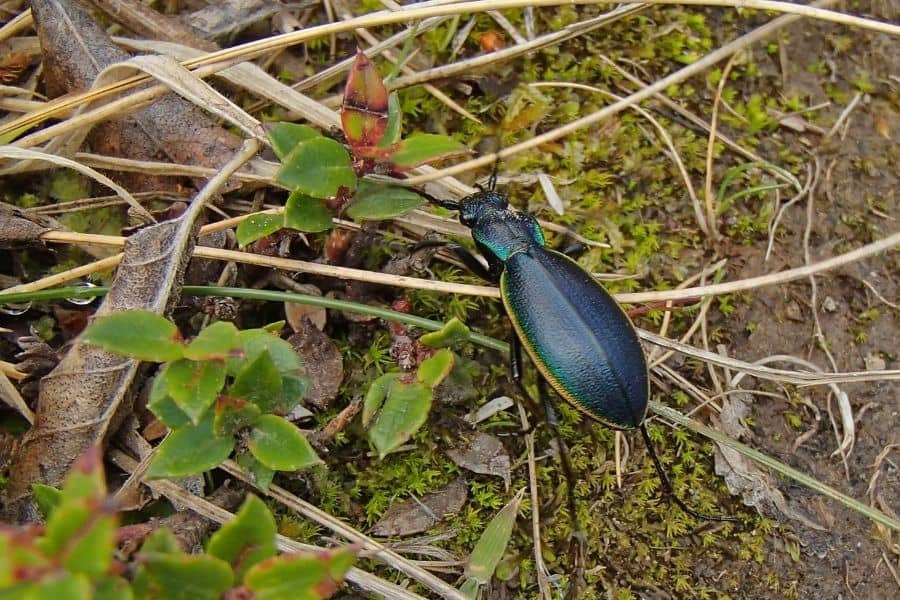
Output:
[
  {"left": 341, "top": 49, "right": 388, "bottom": 148},
  {"left": 388, "top": 133, "right": 472, "bottom": 170}
]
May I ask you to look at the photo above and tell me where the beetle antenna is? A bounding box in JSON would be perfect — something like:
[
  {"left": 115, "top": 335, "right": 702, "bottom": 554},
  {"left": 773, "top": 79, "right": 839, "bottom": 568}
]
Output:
[
  {"left": 487, "top": 154, "right": 500, "bottom": 191},
  {"left": 417, "top": 188, "right": 460, "bottom": 211},
  {"left": 639, "top": 424, "right": 741, "bottom": 523}
]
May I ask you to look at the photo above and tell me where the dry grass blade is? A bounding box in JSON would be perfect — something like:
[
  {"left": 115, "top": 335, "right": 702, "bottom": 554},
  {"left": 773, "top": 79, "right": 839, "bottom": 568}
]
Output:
[
  {"left": 0, "top": 146, "right": 153, "bottom": 221},
  {"left": 641, "top": 329, "right": 900, "bottom": 385}
]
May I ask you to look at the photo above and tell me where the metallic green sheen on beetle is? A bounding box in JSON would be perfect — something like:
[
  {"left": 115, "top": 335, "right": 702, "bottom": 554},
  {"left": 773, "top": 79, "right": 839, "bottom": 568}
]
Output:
[{"left": 457, "top": 190, "right": 649, "bottom": 430}]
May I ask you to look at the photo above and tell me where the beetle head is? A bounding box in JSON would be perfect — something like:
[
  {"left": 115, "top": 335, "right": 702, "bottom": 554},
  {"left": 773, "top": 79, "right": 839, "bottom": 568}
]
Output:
[{"left": 458, "top": 191, "right": 508, "bottom": 227}]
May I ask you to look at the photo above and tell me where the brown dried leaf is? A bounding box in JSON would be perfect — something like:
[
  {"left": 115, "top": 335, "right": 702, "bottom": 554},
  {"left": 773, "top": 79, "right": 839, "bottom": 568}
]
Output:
[
  {"left": 3, "top": 211, "right": 200, "bottom": 522},
  {"left": 288, "top": 320, "right": 343, "bottom": 410},
  {"left": 0, "top": 202, "right": 52, "bottom": 249},
  {"left": 370, "top": 478, "right": 468, "bottom": 537},
  {"left": 446, "top": 431, "right": 511, "bottom": 488},
  {"left": 31, "top": 0, "right": 242, "bottom": 193}
]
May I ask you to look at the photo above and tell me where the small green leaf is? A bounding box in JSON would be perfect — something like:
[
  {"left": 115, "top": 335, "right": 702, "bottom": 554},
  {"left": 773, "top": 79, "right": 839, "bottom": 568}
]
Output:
[
  {"left": 284, "top": 191, "right": 333, "bottom": 233},
  {"left": 277, "top": 137, "right": 356, "bottom": 199},
  {"left": 231, "top": 329, "right": 302, "bottom": 375},
  {"left": 214, "top": 396, "right": 262, "bottom": 437},
  {"left": 228, "top": 351, "right": 283, "bottom": 414},
  {"left": 41, "top": 449, "right": 116, "bottom": 578},
  {"left": 207, "top": 495, "right": 277, "bottom": 580},
  {"left": 236, "top": 451, "right": 275, "bottom": 492},
  {"left": 148, "top": 414, "right": 234, "bottom": 478},
  {"left": 138, "top": 554, "right": 233, "bottom": 600},
  {"left": 81, "top": 310, "right": 183, "bottom": 361},
  {"left": 388, "top": 133, "right": 471, "bottom": 170},
  {"left": 268, "top": 123, "right": 320, "bottom": 160},
  {"left": 236, "top": 213, "right": 283, "bottom": 247},
  {"left": 369, "top": 381, "right": 432, "bottom": 458},
  {"left": 248, "top": 415, "right": 321, "bottom": 472},
  {"left": 377, "top": 92, "right": 402, "bottom": 148},
  {"left": 361, "top": 372, "right": 397, "bottom": 427},
  {"left": 345, "top": 180, "right": 424, "bottom": 221},
  {"left": 184, "top": 321, "right": 240, "bottom": 361},
  {"left": 32, "top": 484, "right": 62, "bottom": 520},
  {"left": 244, "top": 548, "right": 355, "bottom": 600},
  {"left": 164, "top": 359, "right": 226, "bottom": 424},
  {"left": 147, "top": 369, "right": 191, "bottom": 429},
  {"left": 464, "top": 489, "right": 524, "bottom": 585},
  {"left": 416, "top": 349, "right": 454, "bottom": 388},
  {"left": 419, "top": 317, "right": 471, "bottom": 348}
]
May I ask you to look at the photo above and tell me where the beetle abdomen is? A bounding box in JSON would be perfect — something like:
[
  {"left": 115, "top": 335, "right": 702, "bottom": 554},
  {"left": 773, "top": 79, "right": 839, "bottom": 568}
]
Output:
[{"left": 501, "top": 247, "right": 649, "bottom": 429}]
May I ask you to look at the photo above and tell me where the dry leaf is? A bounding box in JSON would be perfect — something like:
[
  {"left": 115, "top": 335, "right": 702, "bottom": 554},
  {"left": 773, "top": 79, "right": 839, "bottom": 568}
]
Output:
[
  {"left": 31, "top": 0, "right": 243, "bottom": 193},
  {"left": 370, "top": 478, "right": 468, "bottom": 537},
  {"left": 446, "top": 431, "right": 511, "bottom": 488},
  {"left": 288, "top": 320, "right": 343, "bottom": 410}
]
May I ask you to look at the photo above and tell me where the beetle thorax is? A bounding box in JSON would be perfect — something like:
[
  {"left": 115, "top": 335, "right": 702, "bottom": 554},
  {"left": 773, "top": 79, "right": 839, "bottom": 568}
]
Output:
[{"left": 471, "top": 209, "right": 546, "bottom": 263}]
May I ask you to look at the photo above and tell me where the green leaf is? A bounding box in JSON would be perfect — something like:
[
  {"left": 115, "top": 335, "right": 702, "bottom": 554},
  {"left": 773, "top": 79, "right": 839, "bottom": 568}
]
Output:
[
  {"left": 147, "top": 369, "right": 191, "bottom": 429},
  {"left": 275, "top": 373, "right": 309, "bottom": 415},
  {"left": 184, "top": 321, "right": 240, "bottom": 361},
  {"left": 284, "top": 191, "right": 333, "bottom": 233},
  {"left": 268, "top": 123, "right": 320, "bottom": 161},
  {"left": 163, "top": 359, "right": 226, "bottom": 424},
  {"left": 276, "top": 137, "right": 356, "bottom": 199},
  {"left": 214, "top": 396, "right": 262, "bottom": 437},
  {"left": 244, "top": 548, "right": 355, "bottom": 600},
  {"left": 419, "top": 317, "right": 471, "bottom": 348},
  {"left": 138, "top": 554, "right": 233, "bottom": 600},
  {"left": 388, "top": 133, "right": 471, "bottom": 170},
  {"left": 17, "top": 574, "right": 92, "bottom": 600},
  {"left": 361, "top": 372, "right": 397, "bottom": 427},
  {"left": 236, "top": 451, "right": 275, "bottom": 492},
  {"left": 42, "top": 451, "right": 117, "bottom": 578},
  {"left": 248, "top": 415, "right": 321, "bottom": 472},
  {"left": 345, "top": 180, "right": 424, "bottom": 221},
  {"left": 464, "top": 489, "right": 524, "bottom": 585},
  {"left": 207, "top": 495, "right": 277, "bottom": 580},
  {"left": 416, "top": 349, "right": 454, "bottom": 388},
  {"left": 93, "top": 575, "right": 134, "bottom": 600},
  {"left": 31, "top": 484, "right": 62, "bottom": 520},
  {"left": 236, "top": 213, "right": 283, "bottom": 247},
  {"left": 377, "top": 92, "right": 402, "bottom": 148},
  {"left": 231, "top": 329, "right": 302, "bottom": 375},
  {"left": 147, "top": 414, "right": 234, "bottom": 478},
  {"left": 140, "top": 529, "right": 181, "bottom": 554},
  {"left": 369, "top": 381, "right": 432, "bottom": 458},
  {"left": 81, "top": 310, "right": 183, "bottom": 362},
  {"left": 228, "top": 350, "right": 283, "bottom": 414}
]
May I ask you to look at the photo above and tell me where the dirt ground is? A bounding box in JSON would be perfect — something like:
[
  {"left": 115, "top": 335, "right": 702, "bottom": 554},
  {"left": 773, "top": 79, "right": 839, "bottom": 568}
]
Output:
[{"left": 710, "top": 13, "right": 898, "bottom": 599}]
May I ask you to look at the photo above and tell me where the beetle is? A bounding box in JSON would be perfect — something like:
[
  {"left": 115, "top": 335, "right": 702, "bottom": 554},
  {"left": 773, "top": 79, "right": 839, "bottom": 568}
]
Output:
[{"left": 428, "top": 186, "right": 736, "bottom": 523}]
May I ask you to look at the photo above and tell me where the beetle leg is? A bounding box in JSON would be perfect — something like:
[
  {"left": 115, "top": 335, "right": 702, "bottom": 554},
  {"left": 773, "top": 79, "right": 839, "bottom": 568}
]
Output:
[
  {"left": 639, "top": 423, "right": 742, "bottom": 524},
  {"left": 508, "top": 334, "right": 587, "bottom": 592}
]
